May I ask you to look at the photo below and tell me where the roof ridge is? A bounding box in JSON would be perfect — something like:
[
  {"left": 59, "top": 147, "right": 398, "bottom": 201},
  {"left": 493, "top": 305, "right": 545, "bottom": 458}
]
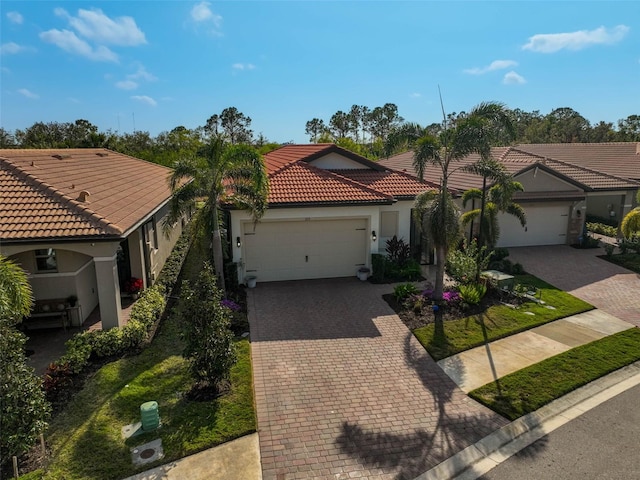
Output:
[
  {"left": 517, "top": 142, "right": 640, "bottom": 147},
  {"left": 543, "top": 156, "right": 640, "bottom": 185},
  {"left": 332, "top": 167, "right": 440, "bottom": 190},
  {"left": 264, "top": 144, "right": 334, "bottom": 176},
  {"left": 0, "top": 158, "right": 123, "bottom": 235}
]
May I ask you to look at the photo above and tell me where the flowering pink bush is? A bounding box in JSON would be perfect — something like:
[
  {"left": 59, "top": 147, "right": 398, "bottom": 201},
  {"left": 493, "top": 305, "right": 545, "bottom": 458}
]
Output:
[{"left": 124, "top": 277, "right": 144, "bottom": 294}]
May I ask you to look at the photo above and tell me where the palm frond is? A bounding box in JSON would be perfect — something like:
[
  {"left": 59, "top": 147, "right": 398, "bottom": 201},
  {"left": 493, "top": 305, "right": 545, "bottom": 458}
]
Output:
[
  {"left": 413, "top": 135, "right": 441, "bottom": 180},
  {"left": 461, "top": 188, "right": 483, "bottom": 207}
]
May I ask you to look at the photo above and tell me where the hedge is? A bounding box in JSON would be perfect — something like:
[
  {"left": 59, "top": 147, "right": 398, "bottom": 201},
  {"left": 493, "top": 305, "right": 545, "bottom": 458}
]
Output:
[{"left": 586, "top": 222, "right": 618, "bottom": 238}]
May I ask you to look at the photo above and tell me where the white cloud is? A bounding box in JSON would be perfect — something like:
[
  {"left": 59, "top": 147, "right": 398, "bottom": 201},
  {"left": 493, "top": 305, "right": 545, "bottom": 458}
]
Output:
[
  {"left": 191, "top": 2, "right": 221, "bottom": 25},
  {"left": 40, "top": 29, "right": 118, "bottom": 62},
  {"left": 68, "top": 97, "right": 80, "bottom": 103},
  {"left": 18, "top": 88, "right": 39, "bottom": 99},
  {"left": 127, "top": 65, "right": 157, "bottom": 82},
  {"left": 131, "top": 95, "right": 157, "bottom": 106},
  {"left": 116, "top": 80, "right": 138, "bottom": 90},
  {"left": 232, "top": 63, "right": 255, "bottom": 71},
  {"left": 410, "top": 93, "right": 421, "bottom": 98},
  {"left": 464, "top": 60, "right": 518, "bottom": 75},
  {"left": 7, "top": 11, "right": 23, "bottom": 24},
  {"left": 1, "top": 42, "right": 27, "bottom": 55},
  {"left": 523, "top": 25, "right": 629, "bottom": 53},
  {"left": 55, "top": 8, "right": 146, "bottom": 46},
  {"left": 503, "top": 71, "right": 526, "bottom": 85}
]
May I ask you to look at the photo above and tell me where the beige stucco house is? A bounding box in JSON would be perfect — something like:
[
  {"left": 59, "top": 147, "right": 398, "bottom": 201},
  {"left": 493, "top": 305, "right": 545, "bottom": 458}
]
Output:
[
  {"left": 0, "top": 148, "right": 186, "bottom": 329},
  {"left": 380, "top": 143, "right": 640, "bottom": 247},
  {"left": 229, "top": 144, "right": 436, "bottom": 283}
]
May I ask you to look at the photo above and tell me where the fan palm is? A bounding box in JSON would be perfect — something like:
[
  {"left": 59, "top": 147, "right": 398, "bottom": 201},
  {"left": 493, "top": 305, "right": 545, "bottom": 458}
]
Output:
[{"left": 165, "top": 136, "right": 269, "bottom": 294}]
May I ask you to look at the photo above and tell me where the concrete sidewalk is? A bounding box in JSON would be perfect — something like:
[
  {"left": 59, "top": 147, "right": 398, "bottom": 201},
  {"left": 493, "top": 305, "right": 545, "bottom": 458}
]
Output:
[
  {"left": 438, "top": 309, "right": 633, "bottom": 393},
  {"left": 122, "top": 433, "right": 261, "bottom": 480}
]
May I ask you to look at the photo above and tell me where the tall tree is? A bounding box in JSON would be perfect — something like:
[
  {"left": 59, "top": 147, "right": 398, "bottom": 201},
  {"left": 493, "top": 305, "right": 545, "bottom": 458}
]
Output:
[
  {"left": 617, "top": 115, "right": 640, "bottom": 141},
  {"left": 368, "top": 103, "right": 403, "bottom": 143},
  {"left": 546, "top": 107, "right": 591, "bottom": 143},
  {"left": 305, "top": 118, "right": 326, "bottom": 142},
  {"left": 329, "top": 111, "right": 351, "bottom": 139},
  {"left": 219, "top": 107, "right": 253, "bottom": 144},
  {"left": 411, "top": 102, "right": 514, "bottom": 328},
  {"left": 165, "top": 137, "right": 268, "bottom": 294},
  {"left": 0, "top": 128, "right": 17, "bottom": 148}
]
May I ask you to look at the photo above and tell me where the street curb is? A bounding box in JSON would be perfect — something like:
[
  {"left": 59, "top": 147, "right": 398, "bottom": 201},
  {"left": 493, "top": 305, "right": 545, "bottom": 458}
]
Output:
[{"left": 413, "top": 360, "right": 640, "bottom": 480}]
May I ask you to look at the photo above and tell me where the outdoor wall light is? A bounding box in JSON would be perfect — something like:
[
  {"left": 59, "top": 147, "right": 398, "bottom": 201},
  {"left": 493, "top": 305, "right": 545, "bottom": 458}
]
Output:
[
  {"left": 371, "top": 230, "right": 377, "bottom": 241},
  {"left": 236, "top": 236, "right": 242, "bottom": 248}
]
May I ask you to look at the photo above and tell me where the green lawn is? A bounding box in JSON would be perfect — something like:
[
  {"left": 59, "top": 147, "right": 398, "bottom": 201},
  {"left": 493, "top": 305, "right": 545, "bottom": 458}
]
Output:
[
  {"left": 469, "top": 328, "right": 640, "bottom": 420},
  {"left": 40, "top": 237, "right": 256, "bottom": 480},
  {"left": 601, "top": 253, "right": 640, "bottom": 274},
  {"left": 413, "top": 275, "right": 594, "bottom": 361}
]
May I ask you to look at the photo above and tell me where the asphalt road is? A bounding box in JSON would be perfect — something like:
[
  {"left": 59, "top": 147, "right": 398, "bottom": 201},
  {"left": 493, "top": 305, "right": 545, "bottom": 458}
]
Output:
[{"left": 478, "top": 383, "right": 640, "bottom": 480}]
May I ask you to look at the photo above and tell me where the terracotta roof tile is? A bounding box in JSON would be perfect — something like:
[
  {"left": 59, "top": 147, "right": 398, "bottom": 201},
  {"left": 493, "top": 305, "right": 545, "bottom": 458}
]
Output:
[
  {"left": 263, "top": 144, "right": 335, "bottom": 174},
  {"left": 268, "top": 163, "right": 392, "bottom": 205},
  {"left": 515, "top": 143, "right": 640, "bottom": 181},
  {"left": 0, "top": 148, "right": 175, "bottom": 241},
  {"left": 329, "top": 169, "right": 436, "bottom": 198},
  {"left": 380, "top": 145, "right": 639, "bottom": 192}
]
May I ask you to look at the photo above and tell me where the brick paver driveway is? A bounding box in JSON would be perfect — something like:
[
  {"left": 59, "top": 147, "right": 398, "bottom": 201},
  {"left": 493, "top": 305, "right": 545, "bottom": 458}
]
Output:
[
  {"left": 248, "top": 278, "right": 507, "bottom": 480},
  {"left": 508, "top": 245, "right": 640, "bottom": 326}
]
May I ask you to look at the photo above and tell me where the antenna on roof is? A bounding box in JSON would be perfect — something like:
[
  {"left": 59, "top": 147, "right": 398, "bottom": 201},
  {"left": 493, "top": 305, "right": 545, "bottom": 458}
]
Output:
[{"left": 132, "top": 112, "right": 136, "bottom": 132}]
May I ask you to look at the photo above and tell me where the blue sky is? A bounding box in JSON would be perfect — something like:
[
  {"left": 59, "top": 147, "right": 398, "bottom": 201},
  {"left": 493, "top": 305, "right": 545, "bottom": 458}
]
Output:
[{"left": 1, "top": 1, "right": 639, "bottom": 143}]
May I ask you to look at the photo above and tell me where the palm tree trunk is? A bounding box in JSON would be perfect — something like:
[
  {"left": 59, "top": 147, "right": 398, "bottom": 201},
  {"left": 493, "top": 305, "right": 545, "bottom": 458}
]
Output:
[
  {"left": 476, "top": 174, "right": 488, "bottom": 281},
  {"left": 211, "top": 202, "right": 227, "bottom": 296}
]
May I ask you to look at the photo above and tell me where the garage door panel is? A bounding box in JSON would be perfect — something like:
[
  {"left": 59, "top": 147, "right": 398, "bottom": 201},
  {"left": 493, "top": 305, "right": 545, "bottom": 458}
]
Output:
[
  {"left": 497, "top": 204, "right": 569, "bottom": 247},
  {"left": 243, "top": 219, "right": 367, "bottom": 282}
]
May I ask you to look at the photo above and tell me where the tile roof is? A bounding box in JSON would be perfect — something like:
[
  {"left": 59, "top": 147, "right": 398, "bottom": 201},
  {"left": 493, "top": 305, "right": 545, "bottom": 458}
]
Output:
[
  {"left": 515, "top": 143, "right": 640, "bottom": 181},
  {"left": 0, "top": 148, "right": 175, "bottom": 242},
  {"left": 380, "top": 145, "right": 640, "bottom": 193},
  {"left": 262, "top": 144, "right": 435, "bottom": 207}
]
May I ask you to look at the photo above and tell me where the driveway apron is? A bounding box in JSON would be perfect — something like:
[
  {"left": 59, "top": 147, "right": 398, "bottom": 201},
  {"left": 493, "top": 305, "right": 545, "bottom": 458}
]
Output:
[
  {"left": 248, "top": 278, "right": 507, "bottom": 480},
  {"left": 507, "top": 245, "right": 640, "bottom": 326}
]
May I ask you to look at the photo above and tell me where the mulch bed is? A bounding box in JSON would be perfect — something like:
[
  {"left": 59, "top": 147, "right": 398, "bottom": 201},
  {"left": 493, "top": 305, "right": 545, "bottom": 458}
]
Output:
[{"left": 383, "top": 288, "right": 521, "bottom": 331}]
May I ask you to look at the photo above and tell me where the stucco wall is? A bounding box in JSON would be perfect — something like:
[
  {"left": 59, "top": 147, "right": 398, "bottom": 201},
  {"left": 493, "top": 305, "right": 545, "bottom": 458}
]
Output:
[
  {"left": 308, "top": 153, "right": 366, "bottom": 170},
  {"left": 514, "top": 168, "right": 580, "bottom": 193},
  {"left": 146, "top": 203, "right": 184, "bottom": 284}
]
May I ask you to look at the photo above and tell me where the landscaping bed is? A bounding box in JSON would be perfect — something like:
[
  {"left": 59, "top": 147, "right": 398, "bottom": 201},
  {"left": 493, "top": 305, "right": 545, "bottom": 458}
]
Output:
[
  {"left": 469, "top": 328, "right": 640, "bottom": 420},
  {"left": 387, "top": 275, "right": 594, "bottom": 361},
  {"left": 599, "top": 253, "right": 640, "bottom": 274}
]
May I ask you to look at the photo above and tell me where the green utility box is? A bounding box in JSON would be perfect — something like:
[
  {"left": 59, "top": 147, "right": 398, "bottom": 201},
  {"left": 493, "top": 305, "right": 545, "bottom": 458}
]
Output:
[{"left": 140, "top": 401, "right": 160, "bottom": 431}]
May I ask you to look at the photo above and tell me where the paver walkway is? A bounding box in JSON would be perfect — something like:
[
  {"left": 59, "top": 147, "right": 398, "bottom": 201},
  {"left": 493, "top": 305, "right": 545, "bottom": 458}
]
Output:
[
  {"left": 508, "top": 245, "right": 640, "bottom": 326},
  {"left": 248, "top": 278, "right": 508, "bottom": 480},
  {"left": 439, "top": 310, "right": 634, "bottom": 392}
]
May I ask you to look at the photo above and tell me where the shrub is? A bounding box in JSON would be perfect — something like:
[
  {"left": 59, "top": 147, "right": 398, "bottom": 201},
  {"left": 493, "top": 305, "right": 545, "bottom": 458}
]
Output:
[
  {"left": 586, "top": 222, "right": 618, "bottom": 238},
  {"left": 371, "top": 253, "right": 391, "bottom": 282},
  {"left": 155, "top": 228, "right": 192, "bottom": 294},
  {"left": 604, "top": 243, "right": 615, "bottom": 257},
  {"left": 1, "top": 324, "right": 51, "bottom": 469},
  {"left": 458, "top": 283, "right": 487, "bottom": 305},
  {"left": 511, "top": 262, "right": 525, "bottom": 275},
  {"left": 393, "top": 283, "right": 419, "bottom": 302},
  {"left": 492, "top": 247, "right": 510, "bottom": 262},
  {"left": 585, "top": 214, "right": 618, "bottom": 228},
  {"left": 386, "top": 236, "right": 411, "bottom": 267},
  {"left": 399, "top": 259, "right": 422, "bottom": 281},
  {"left": 181, "top": 263, "right": 237, "bottom": 387},
  {"left": 447, "top": 239, "right": 492, "bottom": 284}
]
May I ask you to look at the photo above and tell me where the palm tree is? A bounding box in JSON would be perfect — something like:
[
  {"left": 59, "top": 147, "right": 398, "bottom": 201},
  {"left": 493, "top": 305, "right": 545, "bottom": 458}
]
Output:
[
  {"left": 621, "top": 191, "right": 640, "bottom": 239},
  {"left": 0, "top": 255, "right": 33, "bottom": 324},
  {"left": 165, "top": 136, "right": 269, "bottom": 294},
  {"left": 411, "top": 102, "right": 514, "bottom": 290},
  {"left": 460, "top": 179, "right": 526, "bottom": 249}
]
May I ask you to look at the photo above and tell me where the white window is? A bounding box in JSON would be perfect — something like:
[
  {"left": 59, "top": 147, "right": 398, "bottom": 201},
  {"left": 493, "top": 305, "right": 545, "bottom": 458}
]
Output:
[{"left": 35, "top": 248, "right": 58, "bottom": 272}]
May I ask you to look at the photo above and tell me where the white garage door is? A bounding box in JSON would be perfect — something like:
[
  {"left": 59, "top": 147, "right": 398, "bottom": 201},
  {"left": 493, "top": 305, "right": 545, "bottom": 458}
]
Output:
[
  {"left": 243, "top": 218, "right": 368, "bottom": 282},
  {"left": 497, "top": 204, "right": 569, "bottom": 247}
]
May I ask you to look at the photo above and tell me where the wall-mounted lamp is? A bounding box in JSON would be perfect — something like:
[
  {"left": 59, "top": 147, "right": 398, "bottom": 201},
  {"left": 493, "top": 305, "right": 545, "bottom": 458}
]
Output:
[
  {"left": 236, "top": 236, "right": 242, "bottom": 248},
  {"left": 371, "top": 230, "right": 377, "bottom": 242}
]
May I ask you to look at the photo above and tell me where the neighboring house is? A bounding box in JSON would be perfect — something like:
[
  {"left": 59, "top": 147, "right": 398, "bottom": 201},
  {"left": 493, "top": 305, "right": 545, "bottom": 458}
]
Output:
[
  {"left": 229, "top": 144, "right": 436, "bottom": 283},
  {"left": 0, "top": 149, "right": 186, "bottom": 329},
  {"left": 380, "top": 144, "right": 640, "bottom": 247}
]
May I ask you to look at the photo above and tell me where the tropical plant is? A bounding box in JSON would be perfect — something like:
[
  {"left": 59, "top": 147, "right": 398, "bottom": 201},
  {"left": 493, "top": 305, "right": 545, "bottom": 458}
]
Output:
[
  {"left": 165, "top": 136, "right": 268, "bottom": 294},
  {"left": 446, "top": 239, "right": 493, "bottom": 284},
  {"left": 385, "top": 235, "right": 411, "bottom": 267},
  {"left": 393, "top": 283, "right": 419, "bottom": 302},
  {"left": 411, "top": 101, "right": 515, "bottom": 331},
  {"left": 0, "top": 256, "right": 50, "bottom": 470},
  {"left": 180, "top": 263, "right": 237, "bottom": 390},
  {"left": 621, "top": 191, "right": 640, "bottom": 239},
  {"left": 458, "top": 283, "right": 487, "bottom": 305},
  {"left": 460, "top": 177, "right": 526, "bottom": 249}
]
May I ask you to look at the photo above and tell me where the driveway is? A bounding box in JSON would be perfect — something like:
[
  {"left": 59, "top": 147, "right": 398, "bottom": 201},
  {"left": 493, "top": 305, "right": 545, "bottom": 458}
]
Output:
[
  {"left": 248, "top": 278, "right": 507, "bottom": 480},
  {"left": 507, "top": 245, "right": 640, "bottom": 326}
]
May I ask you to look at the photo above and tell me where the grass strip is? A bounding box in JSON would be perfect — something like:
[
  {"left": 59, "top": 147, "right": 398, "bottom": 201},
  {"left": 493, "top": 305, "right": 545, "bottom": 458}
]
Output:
[
  {"left": 413, "top": 274, "right": 593, "bottom": 361},
  {"left": 469, "top": 328, "right": 640, "bottom": 420}
]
